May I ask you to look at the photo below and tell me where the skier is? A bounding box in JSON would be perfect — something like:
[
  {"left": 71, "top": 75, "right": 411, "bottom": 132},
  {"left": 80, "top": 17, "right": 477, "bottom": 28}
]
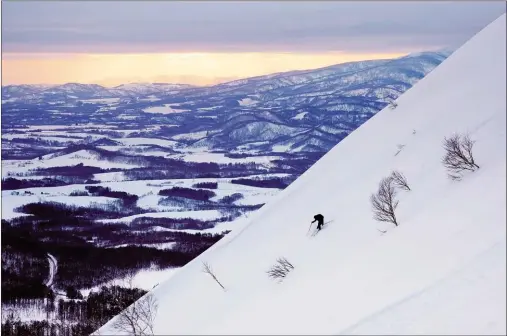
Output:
[{"left": 311, "top": 213, "right": 324, "bottom": 231}]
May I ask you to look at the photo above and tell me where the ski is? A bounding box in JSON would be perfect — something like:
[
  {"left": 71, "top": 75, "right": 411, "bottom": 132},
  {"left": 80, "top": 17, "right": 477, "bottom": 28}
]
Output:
[{"left": 309, "top": 220, "right": 334, "bottom": 237}]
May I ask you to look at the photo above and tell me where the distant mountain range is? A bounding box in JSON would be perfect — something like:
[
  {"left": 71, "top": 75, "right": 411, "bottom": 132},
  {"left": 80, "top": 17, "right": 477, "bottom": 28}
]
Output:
[
  {"left": 1, "top": 83, "right": 194, "bottom": 100},
  {"left": 2, "top": 51, "right": 451, "bottom": 154}
]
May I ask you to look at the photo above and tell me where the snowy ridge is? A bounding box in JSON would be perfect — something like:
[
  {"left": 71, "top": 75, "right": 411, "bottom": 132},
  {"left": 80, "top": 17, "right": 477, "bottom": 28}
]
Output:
[{"left": 104, "top": 14, "right": 507, "bottom": 335}]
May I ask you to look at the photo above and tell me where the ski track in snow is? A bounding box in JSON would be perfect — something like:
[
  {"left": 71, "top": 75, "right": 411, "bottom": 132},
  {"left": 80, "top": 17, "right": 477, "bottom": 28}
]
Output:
[{"left": 45, "top": 253, "right": 58, "bottom": 288}]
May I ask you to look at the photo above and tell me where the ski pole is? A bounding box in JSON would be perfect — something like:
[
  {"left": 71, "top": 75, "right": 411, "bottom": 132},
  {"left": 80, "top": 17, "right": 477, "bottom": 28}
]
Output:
[{"left": 307, "top": 222, "right": 313, "bottom": 235}]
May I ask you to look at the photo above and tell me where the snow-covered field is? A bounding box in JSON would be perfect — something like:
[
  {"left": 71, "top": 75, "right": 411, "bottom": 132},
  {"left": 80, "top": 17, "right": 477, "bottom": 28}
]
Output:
[
  {"left": 80, "top": 98, "right": 121, "bottom": 104},
  {"left": 22, "top": 124, "right": 117, "bottom": 130},
  {"left": 1, "top": 149, "right": 140, "bottom": 176},
  {"left": 292, "top": 111, "right": 308, "bottom": 120},
  {"left": 238, "top": 97, "right": 258, "bottom": 106},
  {"left": 80, "top": 266, "right": 180, "bottom": 298},
  {"left": 1, "top": 176, "right": 280, "bottom": 221},
  {"left": 138, "top": 95, "right": 161, "bottom": 102},
  {"left": 113, "top": 137, "right": 177, "bottom": 147},
  {"left": 109, "top": 242, "right": 177, "bottom": 250},
  {"left": 97, "top": 210, "right": 223, "bottom": 224},
  {"left": 143, "top": 104, "right": 189, "bottom": 114},
  {"left": 96, "top": 14, "right": 507, "bottom": 335},
  {"left": 142, "top": 214, "right": 252, "bottom": 235}
]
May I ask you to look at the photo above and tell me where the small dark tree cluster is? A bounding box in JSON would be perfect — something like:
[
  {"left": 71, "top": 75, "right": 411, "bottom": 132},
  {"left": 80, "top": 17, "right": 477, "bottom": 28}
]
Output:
[
  {"left": 65, "top": 286, "right": 83, "bottom": 300},
  {"left": 370, "top": 176, "right": 399, "bottom": 226},
  {"left": 192, "top": 182, "right": 218, "bottom": 189},
  {"left": 158, "top": 187, "right": 216, "bottom": 201},
  {"left": 1, "top": 177, "right": 68, "bottom": 191},
  {"left": 230, "top": 177, "right": 290, "bottom": 189},
  {"left": 85, "top": 186, "right": 139, "bottom": 206},
  {"left": 69, "top": 190, "right": 89, "bottom": 196},
  {"left": 442, "top": 133, "right": 480, "bottom": 180},
  {"left": 267, "top": 257, "right": 294, "bottom": 281},
  {"left": 219, "top": 193, "right": 244, "bottom": 205}
]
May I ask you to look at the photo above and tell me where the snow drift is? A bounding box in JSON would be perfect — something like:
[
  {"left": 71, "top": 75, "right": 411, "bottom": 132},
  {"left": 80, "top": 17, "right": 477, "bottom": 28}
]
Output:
[{"left": 97, "top": 13, "right": 506, "bottom": 335}]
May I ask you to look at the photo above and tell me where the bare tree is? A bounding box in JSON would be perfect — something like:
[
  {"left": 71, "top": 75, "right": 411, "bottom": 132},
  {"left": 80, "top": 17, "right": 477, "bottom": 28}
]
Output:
[
  {"left": 370, "top": 176, "right": 399, "bottom": 226},
  {"left": 202, "top": 261, "right": 226, "bottom": 291},
  {"left": 267, "top": 257, "right": 294, "bottom": 281},
  {"left": 390, "top": 170, "right": 411, "bottom": 191},
  {"left": 388, "top": 100, "right": 398, "bottom": 109},
  {"left": 394, "top": 144, "right": 405, "bottom": 157},
  {"left": 442, "top": 133, "right": 480, "bottom": 180},
  {"left": 111, "top": 293, "right": 159, "bottom": 336}
]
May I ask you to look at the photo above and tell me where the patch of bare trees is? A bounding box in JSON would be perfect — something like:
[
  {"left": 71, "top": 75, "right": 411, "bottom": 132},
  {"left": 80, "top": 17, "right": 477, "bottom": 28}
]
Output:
[
  {"left": 111, "top": 293, "right": 158, "bottom": 336},
  {"left": 442, "top": 133, "right": 480, "bottom": 180},
  {"left": 202, "top": 261, "right": 226, "bottom": 291},
  {"left": 370, "top": 176, "right": 399, "bottom": 226},
  {"left": 267, "top": 257, "right": 294, "bottom": 281},
  {"left": 110, "top": 270, "right": 158, "bottom": 335},
  {"left": 390, "top": 170, "right": 411, "bottom": 191}
]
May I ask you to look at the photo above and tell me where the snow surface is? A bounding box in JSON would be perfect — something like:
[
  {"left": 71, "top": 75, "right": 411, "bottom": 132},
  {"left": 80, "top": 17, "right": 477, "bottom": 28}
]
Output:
[
  {"left": 238, "top": 97, "right": 258, "bottom": 106},
  {"left": 143, "top": 104, "right": 189, "bottom": 114},
  {"left": 80, "top": 98, "right": 121, "bottom": 104},
  {"left": 97, "top": 14, "right": 506, "bottom": 335},
  {"left": 97, "top": 210, "right": 223, "bottom": 225},
  {"left": 1, "top": 150, "right": 139, "bottom": 176},
  {"left": 80, "top": 267, "right": 180, "bottom": 298},
  {"left": 114, "top": 137, "right": 177, "bottom": 147},
  {"left": 110, "top": 242, "right": 177, "bottom": 250},
  {"left": 138, "top": 95, "right": 161, "bottom": 102},
  {"left": 292, "top": 111, "right": 309, "bottom": 120}
]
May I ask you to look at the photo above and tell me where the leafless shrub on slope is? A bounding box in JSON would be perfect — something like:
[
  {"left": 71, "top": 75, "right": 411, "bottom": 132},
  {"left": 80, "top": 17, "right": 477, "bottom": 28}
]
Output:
[
  {"left": 394, "top": 144, "right": 405, "bottom": 157},
  {"left": 390, "top": 170, "right": 411, "bottom": 191},
  {"left": 370, "top": 176, "right": 399, "bottom": 226},
  {"left": 267, "top": 257, "right": 294, "bottom": 281},
  {"left": 202, "top": 261, "right": 226, "bottom": 291},
  {"left": 442, "top": 133, "right": 480, "bottom": 180},
  {"left": 111, "top": 293, "right": 158, "bottom": 336}
]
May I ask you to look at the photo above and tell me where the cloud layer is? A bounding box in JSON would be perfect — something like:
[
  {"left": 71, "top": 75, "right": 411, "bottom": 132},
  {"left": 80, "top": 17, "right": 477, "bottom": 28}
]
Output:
[{"left": 3, "top": 1, "right": 505, "bottom": 53}]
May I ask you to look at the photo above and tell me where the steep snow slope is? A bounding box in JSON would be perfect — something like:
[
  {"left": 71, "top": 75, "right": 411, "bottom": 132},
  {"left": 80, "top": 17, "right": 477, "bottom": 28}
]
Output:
[{"left": 97, "top": 14, "right": 506, "bottom": 335}]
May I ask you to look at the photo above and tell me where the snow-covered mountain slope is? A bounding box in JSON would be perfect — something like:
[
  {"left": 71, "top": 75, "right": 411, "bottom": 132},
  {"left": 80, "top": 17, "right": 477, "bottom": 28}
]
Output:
[{"left": 97, "top": 13, "right": 506, "bottom": 335}]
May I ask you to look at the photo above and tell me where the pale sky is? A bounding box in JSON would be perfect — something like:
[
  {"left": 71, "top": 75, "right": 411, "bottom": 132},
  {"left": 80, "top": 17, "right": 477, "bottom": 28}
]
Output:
[{"left": 2, "top": 1, "right": 505, "bottom": 86}]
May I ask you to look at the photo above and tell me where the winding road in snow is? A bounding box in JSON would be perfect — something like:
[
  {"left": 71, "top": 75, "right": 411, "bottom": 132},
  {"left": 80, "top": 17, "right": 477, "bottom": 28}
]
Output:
[{"left": 45, "top": 253, "right": 58, "bottom": 288}]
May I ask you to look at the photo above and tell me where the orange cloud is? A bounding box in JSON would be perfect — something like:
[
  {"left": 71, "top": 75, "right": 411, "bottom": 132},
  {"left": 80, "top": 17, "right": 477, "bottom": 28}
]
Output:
[{"left": 2, "top": 52, "right": 408, "bottom": 87}]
